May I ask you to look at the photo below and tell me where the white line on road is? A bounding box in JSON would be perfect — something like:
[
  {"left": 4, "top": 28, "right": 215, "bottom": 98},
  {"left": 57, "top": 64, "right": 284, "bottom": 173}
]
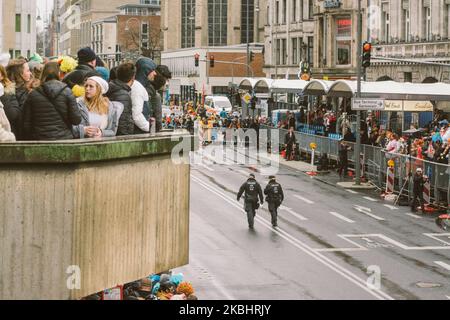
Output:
[
  {"left": 191, "top": 174, "right": 394, "bottom": 300},
  {"left": 383, "top": 204, "right": 399, "bottom": 210},
  {"left": 293, "top": 195, "right": 315, "bottom": 204},
  {"left": 446, "top": 295, "right": 450, "bottom": 300},
  {"left": 405, "top": 213, "right": 423, "bottom": 219},
  {"left": 280, "top": 206, "right": 308, "bottom": 221},
  {"left": 434, "top": 261, "right": 450, "bottom": 271},
  {"left": 354, "top": 206, "right": 386, "bottom": 221},
  {"left": 346, "top": 190, "right": 359, "bottom": 194},
  {"left": 329, "top": 212, "right": 355, "bottom": 224},
  {"left": 363, "top": 196, "right": 378, "bottom": 202}
]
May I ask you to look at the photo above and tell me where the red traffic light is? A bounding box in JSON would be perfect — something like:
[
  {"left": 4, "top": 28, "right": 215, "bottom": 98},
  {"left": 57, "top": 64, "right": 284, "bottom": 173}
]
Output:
[{"left": 363, "top": 42, "right": 372, "bottom": 52}]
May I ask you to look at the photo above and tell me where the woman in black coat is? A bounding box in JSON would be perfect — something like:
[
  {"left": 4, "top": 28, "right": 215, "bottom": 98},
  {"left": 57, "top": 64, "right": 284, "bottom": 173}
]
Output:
[{"left": 22, "top": 62, "right": 81, "bottom": 141}]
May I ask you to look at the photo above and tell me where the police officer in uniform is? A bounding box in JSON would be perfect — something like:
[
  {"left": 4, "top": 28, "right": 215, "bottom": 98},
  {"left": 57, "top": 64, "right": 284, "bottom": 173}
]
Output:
[
  {"left": 411, "top": 167, "right": 426, "bottom": 214},
  {"left": 264, "top": 176, "right": 284, "bottom": 227},
  {"left": 237, "top": 174, "right": 264, "bottom": 229}
]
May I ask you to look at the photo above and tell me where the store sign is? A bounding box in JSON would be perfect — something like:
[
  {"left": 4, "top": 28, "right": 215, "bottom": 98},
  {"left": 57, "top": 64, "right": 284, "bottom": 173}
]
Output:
[
  {"left": 384, "top": 100, "right": 403, "bottom": 111},
  {"left": 324, "top": 0, "right": 341, "bottom": 9},
  {"left": 403, "top": 101, "right": 433, "bottom": 112},
  {"left": 352, "top": 98, "right": 385, "bottom": 111}
]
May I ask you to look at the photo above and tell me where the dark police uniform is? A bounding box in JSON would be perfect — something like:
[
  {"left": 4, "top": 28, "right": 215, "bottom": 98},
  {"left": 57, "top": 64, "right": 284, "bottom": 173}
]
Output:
[
  {"left": 237, "top": 176, "right": 264, "bottom": 229},
  {"left": 411, "top": 171, "right": 426, "bottom": 213},
  {"left": 264, "top": 178, "right": 284, "bottom": 227}
]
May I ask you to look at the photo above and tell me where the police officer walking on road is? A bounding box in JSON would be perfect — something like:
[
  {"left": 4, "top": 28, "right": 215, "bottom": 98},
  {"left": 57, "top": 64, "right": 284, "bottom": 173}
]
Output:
[
  {"left": 264, "top": 176, "right": 284, "bottom": 228},
  {"left": 237, "top": 174, "right": 264, "bottom": 229},
  {"left": 411, "top": 167, "right": 426, "bottom": 214}
]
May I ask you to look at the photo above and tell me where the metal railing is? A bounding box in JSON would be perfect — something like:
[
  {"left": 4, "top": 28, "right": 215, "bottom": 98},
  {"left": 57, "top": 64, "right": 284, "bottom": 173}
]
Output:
[{"left": 262, "top": 125, "right": 450, "bottom": 205}]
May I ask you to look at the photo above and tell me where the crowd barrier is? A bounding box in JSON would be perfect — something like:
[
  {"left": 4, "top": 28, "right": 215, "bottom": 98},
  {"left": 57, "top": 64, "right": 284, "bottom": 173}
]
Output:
[{"left": 261, "top": 125, "right": 450, "bottom": 205}]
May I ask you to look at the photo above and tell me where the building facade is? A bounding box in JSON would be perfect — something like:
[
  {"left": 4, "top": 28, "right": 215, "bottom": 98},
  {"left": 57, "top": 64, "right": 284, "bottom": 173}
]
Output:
[
  {"left": 93, "top": 4, "right": 161, "bottom": 67},
  {"left": 161, "top": 0, "right": 267, "bottom": 50},
  {"left": 0, "top": 0, "right": 37, "bottom": 59},
  {"left": 263, "top": 0, "right": 316, "bottom": 79},
  {"left": 367, "top": 0, "right": 450, "bottom": 84}
]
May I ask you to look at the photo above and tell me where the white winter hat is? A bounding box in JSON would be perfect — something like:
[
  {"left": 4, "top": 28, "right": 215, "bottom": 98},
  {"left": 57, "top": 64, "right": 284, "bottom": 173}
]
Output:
[
  {"left": 0, "top": 83, "right": 4, "bottom": 98},
  {"left": 87, "top": 76, "right": 109, "bottom": 95},
  {"left": 0, "top": 53, "right": 10, "bottom": 67}
]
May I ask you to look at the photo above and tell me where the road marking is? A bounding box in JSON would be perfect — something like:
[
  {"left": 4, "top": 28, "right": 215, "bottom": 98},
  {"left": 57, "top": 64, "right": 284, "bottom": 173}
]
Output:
[
  {"left": 346, "top": 190, "right": 359, "bottom": 194},
  {"left": 329, "top": 212, "right": 355, "bottom": 224},
  {"left": 405, "top": 213, "right": 423, "bottom": 219},
  {"left": 383, "top": 204, "right": 399, "bottom": 210},
  {"left": 280, "top": 206, "right": 308, "bottom": 221},
  {"left": 354, "top": 205, "right": 386, "bottom": 221},
  {"left": 434, "top": 261, "right": 450, "bottom": 271},
  {"left": 293, "top": 195, "right": 315, "bottom": 204},
  {"left": 424, "top": 233, "right": 450, "bottom": 246},
  {"left": 446, "top": 295, "right": 450, "bottom": 300},
  {"left": 191, "top": 175, "right": 394, "bottom": 300},
  {"left": 363, "top": 196, "right": 378, "bottom": 202},
  {"left": 198, "top": 163, "right": 214, "bottom": 172}
]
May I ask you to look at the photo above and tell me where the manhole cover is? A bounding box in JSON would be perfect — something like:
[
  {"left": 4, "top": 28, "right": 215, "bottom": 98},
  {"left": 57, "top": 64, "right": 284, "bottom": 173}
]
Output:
[{"left": 416, "top": 282, "right": 442, "bottom": 288}]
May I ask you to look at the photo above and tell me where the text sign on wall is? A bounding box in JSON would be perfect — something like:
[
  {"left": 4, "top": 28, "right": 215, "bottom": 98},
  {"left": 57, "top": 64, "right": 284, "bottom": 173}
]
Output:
[
  {"left": 324, "top": 0, "right": 342, "bottom": 9},
  {"left": 352, "top": 98, "right": 385, "bottom": 111}
]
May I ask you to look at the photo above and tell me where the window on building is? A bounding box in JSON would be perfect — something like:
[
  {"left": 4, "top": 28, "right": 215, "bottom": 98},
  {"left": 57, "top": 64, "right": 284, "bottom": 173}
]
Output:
[
  {"left": 292, "top": 37, "right": 298, "bottom": 65},
  {"left": 15, "top": 50, "right": 21, "bottom": 58},
  {"left": 275, "top": 1, "right": 279, "bottom": 25},
  {"left": 27, "top": 50, "right": 30, "bottom": 59},
  {"left": 292, "top": 0, "right": 297, "bottom": 22},
  {"left": 282, "top": 38, "right": 286, "bottom": 64},
  {"left": 142, "top": 23, "right": 149, "bottom": 49},
  {"left": 276, "top": 38, "right": 281, "bottom": 65},
  {"left": 335, "top": 16, "right": 351, "bottom": 66},
  {"left": 308, "top": 0, "right": 313, "bottom": 20},
  {"left": 403, "top": 9, "right": 410, "bottom": 42},
  {"left": 425, "top": 6, "right": 431, "bottom": 41},
  {"left": 27, "top": 15, "right": 31, "bottom": 33},
  {"left": 208, "top": 0, "right": 228, "bottom": 46},
  {"left": 282, "top": 0, "right": 287, "bottom": 24},
  {"left": 444, "top": 5, "right": 450, "bottom": 40},
  {"left": 9, "top": 50, "right": 13, "bottom": 59},
  {"left": 307, "top": 36, "right": 313, "bottom": 66},
  {"left": 404, "top": 72, "right": 412, "bottom": 82},
  {"left": 384, "top": 13, "right": 390, "bottom": 43},
  {"left": 241, "top": 0, "right": 255, "bottom": 44},
  {"left": 15, "top": 14, "right": 21, "bottom": 32},
  {"left": 181, "top": 0, "right": 196, "bottom": 48}
]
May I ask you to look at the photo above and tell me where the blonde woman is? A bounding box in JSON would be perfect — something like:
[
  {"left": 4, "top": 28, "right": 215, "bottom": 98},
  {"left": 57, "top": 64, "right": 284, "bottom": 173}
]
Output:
[{"left": 74, "top": 76, "right": 123, "bottom": 138}]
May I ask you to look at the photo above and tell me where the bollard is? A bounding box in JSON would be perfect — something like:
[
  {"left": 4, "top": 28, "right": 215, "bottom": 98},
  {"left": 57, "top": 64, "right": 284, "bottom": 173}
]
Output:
[{"left": 386, "top": 166, "right": 395, "bottom": 194}]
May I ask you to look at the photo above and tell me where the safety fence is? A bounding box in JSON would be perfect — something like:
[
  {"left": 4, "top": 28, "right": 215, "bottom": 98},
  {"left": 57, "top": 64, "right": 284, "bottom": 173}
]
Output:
[{"left": 262, "top": 125, "right": 450, "bottom": 205}]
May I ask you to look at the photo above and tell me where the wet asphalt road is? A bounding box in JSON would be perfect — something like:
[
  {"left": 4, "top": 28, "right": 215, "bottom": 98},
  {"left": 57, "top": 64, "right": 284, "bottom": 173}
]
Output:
[{"left": 174, "top": 145, "right": 450, "bottom": 300}]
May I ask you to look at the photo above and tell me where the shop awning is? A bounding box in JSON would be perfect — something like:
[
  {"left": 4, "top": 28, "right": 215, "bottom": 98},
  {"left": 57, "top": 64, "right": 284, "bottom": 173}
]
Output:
[
  {"left": 238, "top": 78, "right": 261, "bottom": 91},
  {"left": 302, "top": 80, "right": 335, "bottom": 96},
  {"left": 271, "top": 79, "right": 310, "bottom": 94},
  {"left": 327, "top": 80, "right": 450, "bottom": 101},
  {"left": 254, "top": 78, "right": 275, "bottom": 96}
]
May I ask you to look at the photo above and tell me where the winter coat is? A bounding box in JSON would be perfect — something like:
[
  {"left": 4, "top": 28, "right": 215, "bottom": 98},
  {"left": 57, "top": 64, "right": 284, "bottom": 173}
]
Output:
[
  {"left": 73, "top": 98, "right": 124, "bottom": 138},
  {"left": 22, "top": 80, "right": 81, "bottom": 140},
  {"left": 0, "top": 82, "right": 28, "bottom": 140},
  {"left": 264, "top": 181, "right": 284, "bottom": 204},
  {"left": 106, "top": 79, "right": 134, "bottom": 136},
  {"left": 131, "top": 80, "right": 150, "bottom": 133},
  {"left": 237, "top": 178, "right": 264, "bottom": 203},
  {"left": 0, "top": 100, "right": 15, "bottom": 142},
  {"left": 63, "top": 64, "right": 100, "bottom": 89}
]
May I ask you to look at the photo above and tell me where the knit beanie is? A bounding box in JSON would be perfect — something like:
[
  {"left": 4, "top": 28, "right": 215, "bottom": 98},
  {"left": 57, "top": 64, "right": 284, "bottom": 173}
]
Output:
[
  {"left": 88, "top": 76, "right": 109, "bottom": 95},
  {"left": 77, "top": 47, "right": 97, "bottom": 64},
  {"left": 0, "top": 53, "right": 10, "bottom": 67}
]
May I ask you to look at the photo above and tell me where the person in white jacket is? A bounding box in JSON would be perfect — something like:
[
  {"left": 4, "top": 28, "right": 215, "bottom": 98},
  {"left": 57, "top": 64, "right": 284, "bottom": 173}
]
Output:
[
  {"left": 0, "top": 83, "right": 16, "bottom": 142},
  {"left": 131, "top": 79, "right": 150, "bottom": 133}
]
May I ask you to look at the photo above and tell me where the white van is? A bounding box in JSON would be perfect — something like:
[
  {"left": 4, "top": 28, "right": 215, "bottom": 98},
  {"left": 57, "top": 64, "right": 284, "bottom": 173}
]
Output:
[{"left": 204, "top": 96, "right": 233, "bottom": 114}]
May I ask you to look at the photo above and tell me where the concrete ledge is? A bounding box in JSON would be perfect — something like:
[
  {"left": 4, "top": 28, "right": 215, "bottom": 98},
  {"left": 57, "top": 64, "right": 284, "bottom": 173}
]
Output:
[{"left": 0, "top": 132, "right": 194, "bottom": 164}]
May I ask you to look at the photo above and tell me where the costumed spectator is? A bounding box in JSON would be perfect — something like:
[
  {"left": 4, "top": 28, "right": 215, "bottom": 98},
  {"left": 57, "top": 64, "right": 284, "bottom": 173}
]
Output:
[{"left": 22, "top": 62, "right": 81, "bottom": 140}]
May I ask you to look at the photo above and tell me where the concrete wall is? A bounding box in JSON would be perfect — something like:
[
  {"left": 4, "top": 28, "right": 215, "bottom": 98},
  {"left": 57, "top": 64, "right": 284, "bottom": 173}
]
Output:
[{"left": 0, "top": 133, "right": 191, "bottom": 300}]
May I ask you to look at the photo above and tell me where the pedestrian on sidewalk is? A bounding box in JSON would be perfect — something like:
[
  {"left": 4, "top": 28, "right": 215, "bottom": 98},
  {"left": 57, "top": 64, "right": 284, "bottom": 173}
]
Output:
[
  {"left": 338, "top": 139, "right": 352, "bottom": 178},
  {"left": 411, "top": 168, "right": 426, "bottom": 214},
  {"left": 284, "top": 127, "right": 296, "bottom": 161},
  {"left": 264, "top": 176, "right": 284, "bottom": 228},
  {"left": 237, "top": 173, "right": 264, "bottom": 230}
]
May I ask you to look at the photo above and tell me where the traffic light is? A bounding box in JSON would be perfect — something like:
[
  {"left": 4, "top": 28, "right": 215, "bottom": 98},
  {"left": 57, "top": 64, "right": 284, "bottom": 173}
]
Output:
[
  {"left": 210, "top": 55, "right": 215, "bottom": 68},
  {"left": 250, "top": 51, "right": 255, "bottom": 62},
  {"left": 194, "top": 53, "right": 200, "bottom": 67},
  {"left": 362, "top": 41, "right": 372, "bottom": 68}
]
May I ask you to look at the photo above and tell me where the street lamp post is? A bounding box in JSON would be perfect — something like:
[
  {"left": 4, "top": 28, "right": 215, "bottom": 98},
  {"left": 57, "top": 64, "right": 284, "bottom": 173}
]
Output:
[{"left": 354, "top": 0, "right": 363, "bottom": 185}]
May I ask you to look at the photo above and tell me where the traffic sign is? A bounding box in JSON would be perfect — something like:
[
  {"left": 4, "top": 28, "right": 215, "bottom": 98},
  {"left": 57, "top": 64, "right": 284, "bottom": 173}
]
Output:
[
  {"left": 352, "top": 98, "right": 384, "bottom": 111},
  {"left": 243, "top": 93, "right": 252, "bottom": 104}
]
